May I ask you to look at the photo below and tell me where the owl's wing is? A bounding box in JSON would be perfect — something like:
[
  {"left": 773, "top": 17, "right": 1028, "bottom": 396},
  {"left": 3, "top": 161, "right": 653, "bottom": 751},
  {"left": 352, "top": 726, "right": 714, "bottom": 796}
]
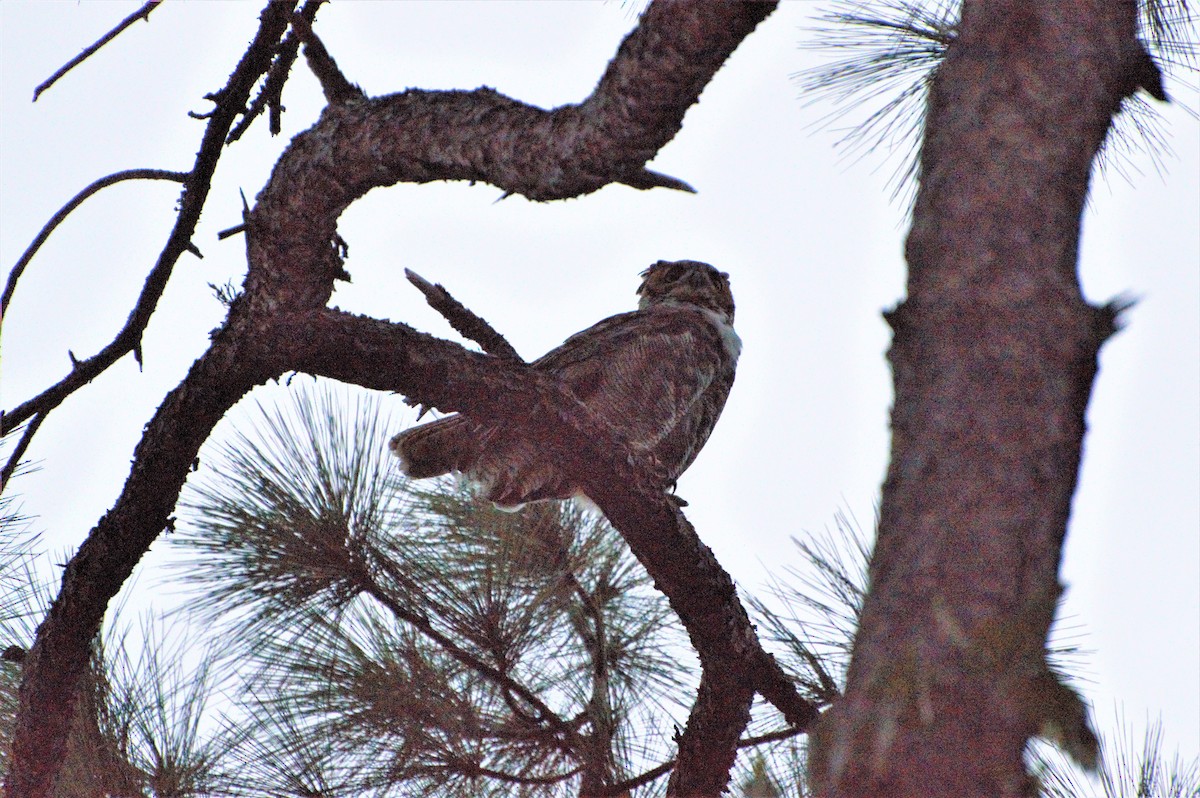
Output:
[{"left": 533, "top": 306, "right": 730, "bottom": 459}]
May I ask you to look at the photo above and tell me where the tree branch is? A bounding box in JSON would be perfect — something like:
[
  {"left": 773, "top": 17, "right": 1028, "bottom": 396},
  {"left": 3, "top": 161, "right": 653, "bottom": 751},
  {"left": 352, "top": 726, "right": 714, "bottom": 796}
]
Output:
[
  {"left": 1, "top": 2, "right": 298, "bottom": 439},
  {"left": 1, "top": 169, "right": 187, "bottom": 321},
  {"left": 228, "top": 0, "right": 329, "bottom": 142},
  {"left": 405, "top": 269, "right": 522, "bottom": 360},
  {"left": 0, "top": 414, "right": 44, "bottom": 495},
  {"left": 290, "top": 12, "right": 363, "bottom": 105},
  {"left": 33, "top": 0, "right": 162, "bottom": 102},
  {"left": 606, "top": 723, "right": 808, "bottom": 795},
  {"left": 6, "top": 4, "right": 300, "bottom": 795},
  {"left": 362, "top": 556, "right": 584, "bottom": 757}
]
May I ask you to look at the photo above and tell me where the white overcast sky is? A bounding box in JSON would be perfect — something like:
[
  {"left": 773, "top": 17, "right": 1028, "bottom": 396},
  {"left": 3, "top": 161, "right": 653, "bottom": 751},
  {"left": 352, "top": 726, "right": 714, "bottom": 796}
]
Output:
[{"left": 1, "top": 0, "right": 1197, "bottom": 769}]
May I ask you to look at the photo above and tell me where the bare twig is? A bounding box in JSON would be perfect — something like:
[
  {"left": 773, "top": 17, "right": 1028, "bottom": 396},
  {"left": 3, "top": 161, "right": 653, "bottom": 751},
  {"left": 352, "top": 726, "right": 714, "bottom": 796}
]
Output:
[
  {"left": 33, "top": 0, "right": 162, "bottom": 102},
  {"left": 1, "top": 169, "right": 188, "bottom": 320},
  {"left": 405, "top": 269, "right": 522, "bottom": 361},
  {"left": 216, "top": 223, "right": 247, "bottom": 241},
  {"left": 0, "top": 414, "right": 44, "bottom": 495}
]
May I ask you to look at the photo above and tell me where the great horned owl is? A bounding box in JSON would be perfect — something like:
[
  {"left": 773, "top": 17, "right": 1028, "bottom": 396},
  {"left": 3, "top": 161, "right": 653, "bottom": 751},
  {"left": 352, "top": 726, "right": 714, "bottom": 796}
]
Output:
[{"left": 390, "top": 260, "right": 740, "bottom": 508}]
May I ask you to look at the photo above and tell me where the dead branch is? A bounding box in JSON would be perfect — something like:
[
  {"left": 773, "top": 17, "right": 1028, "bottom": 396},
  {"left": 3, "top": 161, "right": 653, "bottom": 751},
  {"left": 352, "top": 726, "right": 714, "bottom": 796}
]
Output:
[
  {"left": 33, "top": 0, "right": 162, "bottom": 102},
  {"left": 405, "top": 269, "right": 522, "bottom": 360},
  {"left": 1, "top": 169, "right": 187, "bottom": 320},
  {"left": 1, "top": 2, "right": 300, "bottom": 441}
]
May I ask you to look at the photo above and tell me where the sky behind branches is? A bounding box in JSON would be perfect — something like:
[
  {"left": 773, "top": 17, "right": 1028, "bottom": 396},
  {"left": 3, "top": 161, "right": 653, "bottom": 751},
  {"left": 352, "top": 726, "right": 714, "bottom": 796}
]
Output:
[{"left": 1, "top": 0, "right": 1196, "bottom": 771}]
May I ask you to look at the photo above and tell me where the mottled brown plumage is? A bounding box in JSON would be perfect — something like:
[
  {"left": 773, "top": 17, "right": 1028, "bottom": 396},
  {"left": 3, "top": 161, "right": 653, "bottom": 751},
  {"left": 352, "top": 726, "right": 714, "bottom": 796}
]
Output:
[{"left": 390, "top": 260, "right": 740, "bottom": 508}]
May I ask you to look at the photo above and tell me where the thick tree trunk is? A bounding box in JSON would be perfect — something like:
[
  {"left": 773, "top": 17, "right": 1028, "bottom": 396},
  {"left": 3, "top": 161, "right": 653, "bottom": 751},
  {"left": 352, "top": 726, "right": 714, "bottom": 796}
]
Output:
[{"left": 809, "top": 2, "right": 1158, "bottom": 796}]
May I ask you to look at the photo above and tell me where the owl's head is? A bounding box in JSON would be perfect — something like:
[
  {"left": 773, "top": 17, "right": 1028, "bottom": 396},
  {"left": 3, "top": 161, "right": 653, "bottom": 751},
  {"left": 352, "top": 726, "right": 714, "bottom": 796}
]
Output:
[{"left": 636, "top": 260, "right": 735, "bottom": 323}]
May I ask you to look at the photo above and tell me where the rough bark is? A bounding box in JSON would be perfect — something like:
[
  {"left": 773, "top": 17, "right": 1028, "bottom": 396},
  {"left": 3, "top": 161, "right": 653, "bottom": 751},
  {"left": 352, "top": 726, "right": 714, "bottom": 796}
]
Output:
[
  {"left": 7, "top": 3, "right": 800, "bottom": 796},
  {"left": 808, "top": 2, "right": 1158, "bottom": 796}
]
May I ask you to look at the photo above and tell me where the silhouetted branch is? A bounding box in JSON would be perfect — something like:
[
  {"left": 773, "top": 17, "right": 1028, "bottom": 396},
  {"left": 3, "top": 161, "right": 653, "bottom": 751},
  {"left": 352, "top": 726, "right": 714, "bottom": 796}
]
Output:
[
  {"left": 33, "top": 0, "right": 162, "bottom": 102},
  {"left": 6, "top": 4, "right": 300, "bottom": 795},
  {"left": 1, "top": 169, "right": 187, "bottom": 320},
  {"left": 405, "top": 269, "right": 522, "bottom": 360},
  {"left": 0, "top": 414, "right": 44, "bottom": 495}
]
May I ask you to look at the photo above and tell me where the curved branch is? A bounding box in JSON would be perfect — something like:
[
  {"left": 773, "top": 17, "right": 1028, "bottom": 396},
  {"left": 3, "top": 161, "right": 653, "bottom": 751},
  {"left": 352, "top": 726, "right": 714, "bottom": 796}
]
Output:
[{"left": 1, "top": 169, "right": 187, "bottom": 320}]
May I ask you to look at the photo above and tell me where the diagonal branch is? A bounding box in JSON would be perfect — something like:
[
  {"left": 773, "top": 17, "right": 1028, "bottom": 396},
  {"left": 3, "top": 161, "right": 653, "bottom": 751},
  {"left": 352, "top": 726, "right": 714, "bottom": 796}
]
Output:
[
  {"left": 290, "top": 12, "right": 363, "bottom": 105},
  {"left": 33, "top": 0, "right": 162, "bottom": 102},
  {"left": 228, "top": 0, "right": 329, "bottom": 142},
  {"left": 364, "top": 555, "right": 584, "bottom": 757},
  {"left": 405, "top": 269, "right": 522, "bottom": 360},
  {"left": 0, "top": 414, "right": 44, "bottom": 495}
]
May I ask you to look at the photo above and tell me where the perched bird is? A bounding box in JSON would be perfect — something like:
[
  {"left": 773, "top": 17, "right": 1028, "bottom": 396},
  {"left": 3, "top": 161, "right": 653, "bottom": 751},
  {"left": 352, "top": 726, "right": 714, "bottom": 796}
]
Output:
[{"left": 389, "top": 260, "right": 741, "bottom": 508}]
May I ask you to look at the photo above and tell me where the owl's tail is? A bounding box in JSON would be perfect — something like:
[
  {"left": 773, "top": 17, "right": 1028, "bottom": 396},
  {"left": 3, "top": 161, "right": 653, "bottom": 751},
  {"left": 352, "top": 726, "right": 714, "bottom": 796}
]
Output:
[{"left": 389, "top": 415, "right": 481, "bottom": 479}]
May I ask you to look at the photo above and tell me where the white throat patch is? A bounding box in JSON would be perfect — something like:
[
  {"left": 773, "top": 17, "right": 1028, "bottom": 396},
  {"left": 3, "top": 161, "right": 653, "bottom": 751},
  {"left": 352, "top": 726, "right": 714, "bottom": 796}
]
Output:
[{"left": 699, "top": 308, "right": 742, "bottom": 361}]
